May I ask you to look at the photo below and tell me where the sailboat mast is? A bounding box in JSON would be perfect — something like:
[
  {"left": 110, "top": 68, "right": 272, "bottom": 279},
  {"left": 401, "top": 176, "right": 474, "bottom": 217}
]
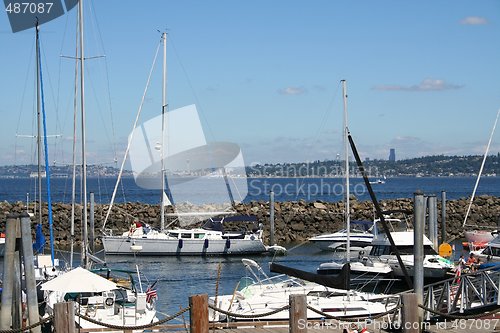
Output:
[
  {"left": 36, "top": 22, "right": 42, "bottom": 228},
  {"left": 160, "top": 32, "right": 167, "bottom": 231},
  {"left": 78, "top": 0, "right": 88, "bottom": 268},
  {"left": 342, "top": 80, "right": 350, "bottom": 261}
]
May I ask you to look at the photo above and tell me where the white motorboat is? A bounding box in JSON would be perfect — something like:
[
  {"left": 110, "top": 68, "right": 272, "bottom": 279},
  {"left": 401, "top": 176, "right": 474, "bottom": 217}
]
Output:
[
  {"left": 209, "top": 259, "right": 398, "bottom": 322},
  {"left": 103, "top": 216, "right": 267, "bottom": 255},
  {"left": 367, "top": 219, "right": 455, "bottom": 280},
  {"left": 471, "top": 234, "right": 500, "bottom": 262},
  {"left": 309, "top": 220, "right": 375, "bottom": 252},
  {"left": 41, "top": 267, "right": 157, "bottom": 330}
]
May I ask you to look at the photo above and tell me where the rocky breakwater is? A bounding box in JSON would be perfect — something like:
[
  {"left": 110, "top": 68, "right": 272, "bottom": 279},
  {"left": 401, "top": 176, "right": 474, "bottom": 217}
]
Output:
[{"left": 0, "top": 195, "right": 499, "bottom": 246}]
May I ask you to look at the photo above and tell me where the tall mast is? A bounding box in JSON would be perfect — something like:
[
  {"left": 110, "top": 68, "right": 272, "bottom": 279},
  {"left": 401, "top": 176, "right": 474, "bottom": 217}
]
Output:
[
  {"left": 36, "top": 22, "right": 42, "bottom": 229},
  {"left": 342, "top": 80, "right": 350, "bottom": 261},
  {"left": 160, "top": 32, "right": 167, "bottom": 231},
  {"left": 78, "top": 0, "right": 88, "bottom": 268}
]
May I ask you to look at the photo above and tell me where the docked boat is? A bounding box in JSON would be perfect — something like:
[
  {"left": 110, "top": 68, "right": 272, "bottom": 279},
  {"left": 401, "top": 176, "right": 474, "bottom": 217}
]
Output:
[
  {"left": 367, "top": 219, "right": 455, "bottom": 280},
  {"left": 309, "top": 220, "right": 375, "bottom": 252},
  {"left": 101, "top": 32, "right": 271, "bottom": 256},
  {"left": 470, "top": 234, "right": 500, "bottom": 262},
  {"left": 462, "top": 110, "right": 500, "bottom": 247},
  {"left": 41, "top": 267, "right": 157, "bottom": 330},
  {"left": 208, "top": 259, "right": 398, "bottom": 322},
  {"left": 103, "top": 215, "right": 267, "bottom": 255}
]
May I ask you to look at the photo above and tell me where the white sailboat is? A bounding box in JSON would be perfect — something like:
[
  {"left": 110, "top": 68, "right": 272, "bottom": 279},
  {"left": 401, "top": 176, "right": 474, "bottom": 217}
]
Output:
[
  {"left": 315, "top": 80, "right": 392, "bottom": 280},
  {"left": 40, "top": 1, "right": 158, "bottom": 329},
  {"left": 463, "top": 109, "right": 500, "bottom": 246},
  {"left": 101, "top": 33, "right": 267, "bottom": 256}
]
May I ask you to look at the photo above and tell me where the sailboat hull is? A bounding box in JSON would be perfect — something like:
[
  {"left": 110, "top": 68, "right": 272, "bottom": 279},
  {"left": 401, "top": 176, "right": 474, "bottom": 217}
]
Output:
[{"left": 102, "top": 236, "right": 267, "bottom": 255}]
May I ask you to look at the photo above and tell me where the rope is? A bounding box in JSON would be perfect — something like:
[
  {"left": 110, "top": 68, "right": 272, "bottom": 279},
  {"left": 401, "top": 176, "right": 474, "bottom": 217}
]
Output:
[
  {"left": 306, "top": 304, "right": 402, "bottom": 322},
  {"left": 418, "top": 303, "right": 500, "bottom": 320},
  {"left": 0, "top": 315, "right": 53, "bottom": 333},
  {"left": 208, "top": 303, "right": 290, "bottom": 319},
  {"left": 76, "top": 305, "right": 190, "bottom": 330}
]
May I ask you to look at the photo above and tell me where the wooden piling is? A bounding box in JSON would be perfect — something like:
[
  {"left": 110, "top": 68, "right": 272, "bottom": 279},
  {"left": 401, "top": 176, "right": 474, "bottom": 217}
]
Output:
[
  {"left": 20, "top": 213, "right": 41, "bottom": 333},
  {"left": 402, "top": 293, "right": 420, "bottom": 333},
  {"left": 54, "top": 302, "right": 76, "bottom": 333},
  {"left": 0, "top": 215, "right": 19, "bottom": 329},
  {"left": 189, "top": 294, "right": 209, "bottom": 333},
  {"left": 289, "top": 294, "right": 307, "bottom": 333}
]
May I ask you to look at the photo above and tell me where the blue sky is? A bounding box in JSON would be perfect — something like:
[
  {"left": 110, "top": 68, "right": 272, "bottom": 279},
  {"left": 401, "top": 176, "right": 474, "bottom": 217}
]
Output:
[{"left": 0, "top": 0, "right": 499, "bottom": 167}]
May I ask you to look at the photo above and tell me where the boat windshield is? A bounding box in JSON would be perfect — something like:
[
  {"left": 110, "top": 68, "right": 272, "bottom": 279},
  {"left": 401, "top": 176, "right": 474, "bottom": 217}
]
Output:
[{"left": 371, "top": 245, "right": 438, "bottom": 256}]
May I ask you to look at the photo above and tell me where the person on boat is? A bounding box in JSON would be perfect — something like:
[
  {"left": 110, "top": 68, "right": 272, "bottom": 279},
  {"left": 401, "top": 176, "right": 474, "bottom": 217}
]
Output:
[{"left": 466, "top": 253, "right": 479, "bottom": 271}]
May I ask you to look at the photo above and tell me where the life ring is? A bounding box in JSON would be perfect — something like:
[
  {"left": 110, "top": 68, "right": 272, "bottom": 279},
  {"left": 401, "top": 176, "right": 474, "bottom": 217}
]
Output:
[{"left": 105, "top": 297, "right": 114, "bottom": 307}]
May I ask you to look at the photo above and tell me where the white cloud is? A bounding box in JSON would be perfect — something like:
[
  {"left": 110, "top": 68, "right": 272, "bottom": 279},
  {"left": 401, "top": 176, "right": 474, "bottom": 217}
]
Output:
[
  {"left": 277, "top": 86, "right": 306, "bottom": 95},
  {"left": 460, "top": 16, "right": 488, "bottom": 25},
  {"left": 373, "top": 78, "right": 463, "bottom": 92}
]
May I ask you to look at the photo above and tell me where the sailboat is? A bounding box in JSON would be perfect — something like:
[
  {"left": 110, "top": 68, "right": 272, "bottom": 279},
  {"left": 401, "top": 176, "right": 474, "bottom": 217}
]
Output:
[
  {"left": 40, "top": 1, "right": 158, "bottom": 329},
  {"left": 463, "top": 109, "right": 500, "bottom": 247},
  {"left": 101, "top": 33, "right": 267, "bottom": 256},
  {"left": 315, "top": 80, "right": 392, "bottom": 280}
]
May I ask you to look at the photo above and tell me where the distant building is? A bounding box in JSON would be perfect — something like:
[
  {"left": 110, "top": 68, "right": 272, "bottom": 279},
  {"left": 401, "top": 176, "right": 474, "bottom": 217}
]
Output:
[{"left": 389, "top": 148, "right": 396, "bottom": 162}]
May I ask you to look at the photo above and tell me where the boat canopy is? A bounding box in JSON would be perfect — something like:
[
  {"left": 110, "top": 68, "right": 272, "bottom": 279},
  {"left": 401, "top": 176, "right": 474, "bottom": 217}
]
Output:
[
  {"left": 270, "top": 262, "right": 350, "bottom": 290},
  {"left": 41, "top": 267, "right": 118, "bottom": 293}
]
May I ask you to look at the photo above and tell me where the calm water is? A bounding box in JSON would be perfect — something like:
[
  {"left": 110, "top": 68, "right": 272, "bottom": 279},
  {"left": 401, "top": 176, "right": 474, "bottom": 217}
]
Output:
[{"left": 1, "top": 176, "right": 499, "bottom": 204}]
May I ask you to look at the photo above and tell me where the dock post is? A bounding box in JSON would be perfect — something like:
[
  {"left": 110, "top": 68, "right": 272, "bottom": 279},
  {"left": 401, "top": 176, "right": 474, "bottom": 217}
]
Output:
[
  {"left": 89, "top": 191, "right": 95, "bottom": 254},
  {"left": 414, "top": 191, "right": 425, "bottom": 324},
  {"left": 0, "top": 214, "right": 19, "bottom": 329},
  {"left": 53, "top": 302, "right": 76, "bottom": 333},
  {"left": 402, "top": 293, "right": 420, "bottom": 333},
  {"left": 441, "top": 191, "right": 446, "bottom": 243},
  {"left": 289, "top": 294, "right": 307, "bottom": 333},
  {"left": 270, "top": 190, "right": 275, "bottom": 246},
  {"left": 189, "top": 294, "right": 209, "bottom": 333},
  {"left": 428, "top": 195, "right": 438, "bottom": 250},
  {"left": 20, "top": 213, "right": 41, "bottom": 333}
]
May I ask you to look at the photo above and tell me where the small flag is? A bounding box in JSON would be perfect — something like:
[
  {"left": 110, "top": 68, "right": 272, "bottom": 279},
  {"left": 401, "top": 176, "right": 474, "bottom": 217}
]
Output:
[{"left": 146, "top": 280, "right": 158, "bottom": 303}]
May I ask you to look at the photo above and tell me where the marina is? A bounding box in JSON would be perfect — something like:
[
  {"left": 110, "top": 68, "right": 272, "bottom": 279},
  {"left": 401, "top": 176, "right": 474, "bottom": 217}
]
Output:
[{"left": 0, "top": 1, "right": 499, "bottom": 332}]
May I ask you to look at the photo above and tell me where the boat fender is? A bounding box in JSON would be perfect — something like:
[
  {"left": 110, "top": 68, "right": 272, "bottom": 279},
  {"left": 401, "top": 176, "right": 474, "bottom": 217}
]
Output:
[
  {"left": 225, "top": 238, "right": 231, "bottom": 249},
  {"left": 105, "top": 297, "right": 114, "bottom": 307},
  {"left": 178, "top": 239, "right": 183, "bottom": 248},
  {"left": 204, "top": 239, "right": 209, "bottom": 249}
]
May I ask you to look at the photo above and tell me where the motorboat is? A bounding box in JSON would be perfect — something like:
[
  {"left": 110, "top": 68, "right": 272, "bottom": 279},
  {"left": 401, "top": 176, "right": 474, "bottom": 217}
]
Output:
[
  {"left": 103, "top": 215, "right": 268, "bottom": 255},
  {"left": 471, "top": 235, "right": 500, "bottom": 262},
  {"left": 208, "top": 259, "right": 398, "bottom": 322},
  {"left": 309, "top": 220, "right": 375, "bottom": 252},
  {"left": 209, "top": 259, "right": 398, "bottom": 322},
  {"left": 367, "top": 219, "right": 455, "bottom": 280},
  {"left": 41, "top": 267, "right": 157, "bottom": 330}
]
